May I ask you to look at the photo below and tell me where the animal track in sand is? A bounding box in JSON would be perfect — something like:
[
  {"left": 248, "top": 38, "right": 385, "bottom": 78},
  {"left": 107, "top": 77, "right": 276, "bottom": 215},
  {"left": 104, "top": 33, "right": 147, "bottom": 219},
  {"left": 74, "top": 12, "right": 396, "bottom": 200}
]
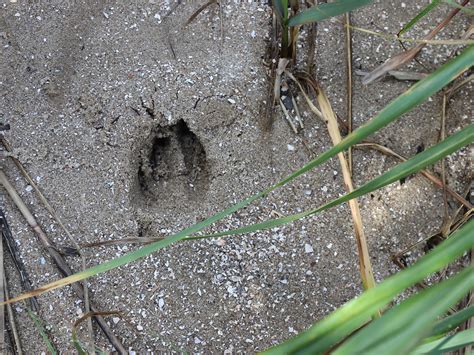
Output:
[{"left": 134, "top": 119, "right": 209, "bottom": 210}]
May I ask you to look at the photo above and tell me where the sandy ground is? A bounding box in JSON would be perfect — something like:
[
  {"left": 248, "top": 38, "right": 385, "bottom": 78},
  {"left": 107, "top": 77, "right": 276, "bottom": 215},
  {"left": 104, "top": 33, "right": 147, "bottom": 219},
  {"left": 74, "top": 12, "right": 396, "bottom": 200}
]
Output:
[{"left": 0, "top": 0, "right": 472, "bottom": 353}]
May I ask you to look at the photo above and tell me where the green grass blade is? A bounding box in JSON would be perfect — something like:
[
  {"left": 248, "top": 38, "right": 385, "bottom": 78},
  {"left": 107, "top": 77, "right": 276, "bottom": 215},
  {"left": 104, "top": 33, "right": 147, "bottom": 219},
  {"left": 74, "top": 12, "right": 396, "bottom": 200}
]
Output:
[
  {"left": 288, "top": 0, "right": 373, "bottom": 27},
  {"left": 334, "top": 267, "right": 474, "bottom": 354},
  {"left": 27, "top": 309, "right": 58, "bottom": 355},
  {"left": 2, "top": 46, "right": 473, "bottom": 306},
  {"left": 188, "top": 124, "right": 473, "bottom": 240},
  {"left": 274, "top": 0, "right": 288, "bottom": 22},
  {"left": 412, "top": 328, "right": 474, "bottom": 354},
  {"left": 262, "top": 218, "right": 474, "bottom": 354},
  {"left": 429, "top": 305, "right": 474, "bottom": 339},
  {"left": 399, "top": 0, "right": 441, "bottom": 36}
]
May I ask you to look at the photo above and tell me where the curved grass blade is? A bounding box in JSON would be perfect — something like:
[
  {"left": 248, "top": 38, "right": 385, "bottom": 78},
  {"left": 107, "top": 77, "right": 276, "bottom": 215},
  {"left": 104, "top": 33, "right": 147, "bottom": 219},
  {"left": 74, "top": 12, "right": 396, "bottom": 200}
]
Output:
[
  {"left": 399, "top": 0, "right": 441, "bottom": 37},
  {"left": 262, "top": 219, "right": 474, "bottom": 354},
  {"left": 1, "top": 46, "right": 473, "bottom": 306},
  {"left": 288, "top": 0, "right": 373, "bottom": 27},
  {"left": 334, "top": 267, "right": 474, "bottom": 354},
  {"left": 413, "top": 328, "right": 474, "bottom": 354},
  {"left": 429, "top": 305, "right": 474, "bottom": 339},
  {"left": 188, "top": 124, "right": 474, "bottom": 240}
]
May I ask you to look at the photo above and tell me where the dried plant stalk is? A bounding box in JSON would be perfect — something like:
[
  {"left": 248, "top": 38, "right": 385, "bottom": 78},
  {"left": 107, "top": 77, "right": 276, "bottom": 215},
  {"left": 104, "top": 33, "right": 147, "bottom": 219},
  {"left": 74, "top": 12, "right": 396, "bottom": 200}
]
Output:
[
  {"left": 315, "top": 87, "right": 377, "bottom": 291},
  {"left": 0, "top": 170, "right": 126, "bottom": 353}
]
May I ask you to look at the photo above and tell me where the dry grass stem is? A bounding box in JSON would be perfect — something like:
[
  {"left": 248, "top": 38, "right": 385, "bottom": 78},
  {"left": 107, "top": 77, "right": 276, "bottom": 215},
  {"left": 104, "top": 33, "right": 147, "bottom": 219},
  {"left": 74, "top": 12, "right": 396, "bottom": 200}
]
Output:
[
  {"left": 279, "top": 98, "right": 299, "bottom": 134},
  {"left": 355, "top": 69, "right": 427, "bottom": 81},
  {"left": 3, "top": 274, "right": 23, "bottom": 355},
  {"left": 354, "top": 143, "right": 473, "bottom": 210},
  {"left": 0, "top": 209, "right": 39, "bottom": 312},
  {"left": 185, "top": 0, "right": 217, "bottom": 27},
  {"left": 314, "top": 86, "right": 377, "bottom": 291},
  {"left": 0, "top": 170, "right": 126, "bottom": 353},
  {"left": 362, "top": 0, "right": 469, "bottom": 84},
  {"left": 0, "top": 137, "right": 94, "bottom": 347}
]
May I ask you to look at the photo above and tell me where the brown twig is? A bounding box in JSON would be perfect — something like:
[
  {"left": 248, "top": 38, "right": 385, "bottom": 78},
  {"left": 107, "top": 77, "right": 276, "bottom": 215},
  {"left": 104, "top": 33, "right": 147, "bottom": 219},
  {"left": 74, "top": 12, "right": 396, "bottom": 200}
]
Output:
[
  {"left": 306, "top": 22, "right": 317, "bottom": 75},
  {"left": 289, "top": 72, "right": 377, "bottom": 293},
  {"left": 353, "top": 143, "right": 473, "bottom": 210},
  {"left": 3, "top": 274, "right": 23, "bottom": 355},
  {"left": 0, "top": 209, "right": 39, "bottom": 311},
  {"left": 261, "top": 11, "right": 280, "bottom": 132},
  {"left": 313, "top": 82, "right": 377, "bottom": 292},
  {"left": 0, "top": 171, "right": 126, "bottom": 354},
  {"left": 184, "top": 0, "right": 217, "bottom": 27},
  {"left": 0, "top": 137, "right": 94, "bottom": 347}
]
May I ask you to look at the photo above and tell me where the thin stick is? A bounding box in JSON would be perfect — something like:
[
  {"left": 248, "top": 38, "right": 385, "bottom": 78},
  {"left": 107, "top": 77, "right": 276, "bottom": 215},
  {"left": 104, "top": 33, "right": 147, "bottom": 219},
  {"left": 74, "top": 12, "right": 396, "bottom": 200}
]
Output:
[
  {"left": 261, "top": 11, "right": 279, "bottom": 132},
  {"left": 0, "top": 209, "right": 39, "bottom": 311},
  {"left": 0, "top": 137, "right": 94, "bottom": 348},
  {"left": 184, "top": 0, "right": 217, "bottom": 27},
  {"left": 4, "top": 274, "right": 23, "bottom": 355},
  {"left": 306, "top": 22, "right": 317, "bottom": 75},
  {"left": 354, "top": 143, "right": 472, "bottom": 210},
  {"left": 344, "top": 12, "right": 353, "bottom": 175},
  {"left": 0, "top": 170, "right": 126, "bottom": 354},
  {"left": 447, "top": 73, "right": 474, "bottom": 99},
  {"left": 279, "top": 98, "right": 299, "bottom": 134},
  {"left": 291, "top": 96, "right": 304, "bottom": 129},
  {"left": 288, "top": 71, "right": 376, "bottom": 292}
]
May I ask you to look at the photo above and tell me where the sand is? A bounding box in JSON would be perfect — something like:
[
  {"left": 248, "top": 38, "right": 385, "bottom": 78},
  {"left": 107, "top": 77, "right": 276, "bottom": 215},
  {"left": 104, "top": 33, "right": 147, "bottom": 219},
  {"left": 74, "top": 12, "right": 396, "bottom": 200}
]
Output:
[{"left": 0, "top": 0, "right": 472, "bottom": 352}]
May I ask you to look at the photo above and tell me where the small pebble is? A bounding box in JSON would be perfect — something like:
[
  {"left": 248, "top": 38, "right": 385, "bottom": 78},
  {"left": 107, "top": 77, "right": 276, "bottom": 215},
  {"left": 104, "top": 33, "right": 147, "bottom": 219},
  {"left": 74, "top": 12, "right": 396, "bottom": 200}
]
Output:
[{"left": 158, "top": 298, "right": 164, "bottom": 310}]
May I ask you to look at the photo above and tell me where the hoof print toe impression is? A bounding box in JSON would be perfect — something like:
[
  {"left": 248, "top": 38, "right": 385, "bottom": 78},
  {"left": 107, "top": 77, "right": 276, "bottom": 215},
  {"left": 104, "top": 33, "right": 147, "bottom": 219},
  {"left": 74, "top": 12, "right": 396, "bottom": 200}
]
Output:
[{"left": 136, "top": 119, "right": 209, "bottom": 209}]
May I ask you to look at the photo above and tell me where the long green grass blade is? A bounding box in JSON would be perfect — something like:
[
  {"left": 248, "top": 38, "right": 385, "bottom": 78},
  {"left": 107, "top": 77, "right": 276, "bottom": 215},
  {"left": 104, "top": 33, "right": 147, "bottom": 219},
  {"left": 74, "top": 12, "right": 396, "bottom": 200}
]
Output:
[
  {"left": 274, "top": 0, "right": 288, "bottom": 22},
  {"left": 27, "top": 309, "right": 57, "bottom": 355},
  {"left": 334, "top": 267, "right": 474, "bottom": 354},
  {"left": 413, "top": 328, "right": 474, "bottom": 354},
  {"left": 2, "top": 46, "right": 473, "bottom": 306},
  {"left": 399, "top": 0, "right": 441, "bottom": 36},
  {"left": 262, "top": 218, "right": 474, "bottom": 354},
  {"left": 429, "top": 305, "right": 474, "bottom": 339},
  {"left": 188, "top": 124, "right": 474, "bottom": 240},
  {"left": 288, "top": 0, "right": 373, "bottom": 27}
]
